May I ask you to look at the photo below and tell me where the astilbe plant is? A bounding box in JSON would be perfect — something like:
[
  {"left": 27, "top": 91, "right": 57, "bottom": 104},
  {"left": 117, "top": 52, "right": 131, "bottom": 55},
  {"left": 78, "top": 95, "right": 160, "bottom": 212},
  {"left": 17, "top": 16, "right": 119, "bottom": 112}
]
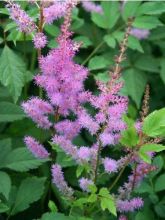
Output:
[{"left": 6, "top": 0, "right": 165, "bottom": 219}]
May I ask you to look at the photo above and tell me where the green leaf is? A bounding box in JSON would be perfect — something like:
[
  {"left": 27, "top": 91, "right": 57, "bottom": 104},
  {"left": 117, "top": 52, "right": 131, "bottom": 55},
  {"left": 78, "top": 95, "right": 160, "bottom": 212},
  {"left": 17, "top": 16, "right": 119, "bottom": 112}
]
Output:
[
  {"left": 88, "top": 194, "right": 97, "bottom": 203},
  {"left": 88, "top": 185, "right": 97, "bottom": 194},
  {"left": 99, "top": 188, "right": 116, "bottom": 216},
  {"left": 135, "top": 181, "right": 153, "bottom": 194},
  {"left": 0, "top": 139, "right": 12, "bottom": 163},
  {"left": 149, "top": 27, "right": 165, "bottom": 41},
  {"left": 140, "top": 144, "right": 165, "bottom": 153},
  {"left": 91, "top": 2, "right": 119, "bottom": 29},
  {"left": 44, "top": 24, "right": 60, "bottom": 37},
  {"left": 0, "top": 46, "right": 27, "bottom": 102},
  {"left": 123, "top": 69, "right": 147, "bottom": 108},
  {"left": 128, "top": 36, "right": 143, "bottom": 53},
  {"left": 76, "top": 165, "right": 85, "bottom": 177},
  {"left": 136, "top": 2, "right": 165, "bottom": 16},
  {"left": 142, "top": 108, "right": 165, "bottom": 137},
  {"left": 160, "top": 59, "right": 165, "bottom": 84},
  {"left": 134, "top": 55, "right": 159, "bottom": 73},
  {"left": 0, "top": 102, "right": 25, "bottom": 122},
  {"left": 150, "top": 156, "right": 164, "bottom": 178},
  {"left": 48, "top": 200, "right": 58, "bottom": 213},
  {"left": 40, "top": 212, "right": 75, "bottom": 220},
  {"left": 0, "top": 171, "right": 11, "bottom": 199},
  {"left": 133, "top": 16, "right": 162, "bottom": 30},
  {"left": 120, "top": 126, "right": 139, "bottom": 147},
  {"left": 138, "top": 151, "right": 151, "bottom": 164},
  {"left": 53, "top": 144, "right": 75, "bottom": 168},
  {"left": 155, "top": 203, "right": 165, "bottom": 218},
  {"left": 10, "top": 177, "right": 46, "bottom": 215},
  {"left": 88, "top": 56, "right": 109, "bottom": 70},
  {"left": 0, "top": 203, "right": 9, "bottom": 213},
  {"left": 74, "top": 36, "right": 92, "bottom": 48},
  {"left": 104, "top": 35, "right": 116, "bottom": 48},
  {"left": 0, "top": 147, "right": 49, "bottom": 172},
  {"left": 122, "top": 1, "right": 141, "bottom": 20},
  {"left": 94, "top": 72, "right": 110, "bottom": 83},
  {"left": 155, "top": 174, "right": 165, "bottom": 192}
]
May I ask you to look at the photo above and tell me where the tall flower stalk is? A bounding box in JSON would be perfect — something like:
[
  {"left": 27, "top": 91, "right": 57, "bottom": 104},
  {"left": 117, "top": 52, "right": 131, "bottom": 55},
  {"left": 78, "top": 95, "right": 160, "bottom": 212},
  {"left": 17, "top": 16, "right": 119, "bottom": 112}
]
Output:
[{"left": 7, "top": 1, "right": 164, "bottom": 218}]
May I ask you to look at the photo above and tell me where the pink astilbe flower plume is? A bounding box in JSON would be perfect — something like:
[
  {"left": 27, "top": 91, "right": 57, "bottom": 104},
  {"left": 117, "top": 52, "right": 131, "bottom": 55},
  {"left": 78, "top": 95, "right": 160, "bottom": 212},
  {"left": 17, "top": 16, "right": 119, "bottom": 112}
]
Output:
[
  {"left": 82, "top": 1, "right": 103, "bottom": 14},
  {"left": 33, "top": 32, "right": 47, "bottom": 49},
  {"left": 79, "top": 177, "right": 94, "bottom": 192},
  {"left": 22, "top": 98, "right": 53, "bottom": 129},
  {"left": 103, "top": 157, "right": 118, "bottom": 173},
  {"left": 7, "top": 2, "right": 36, "bottom": 33},
  {"left": 52, "top": 164, "right": 74, "bottom": 197},
  {"left": 130, "top": 28, "right": 150, "bottom": 40},
  {"left": 117, "top": 197, "right": 144, "bottom": 213},
  {"left": 24, "top": 136, "right": 49, "bottom": 159}
]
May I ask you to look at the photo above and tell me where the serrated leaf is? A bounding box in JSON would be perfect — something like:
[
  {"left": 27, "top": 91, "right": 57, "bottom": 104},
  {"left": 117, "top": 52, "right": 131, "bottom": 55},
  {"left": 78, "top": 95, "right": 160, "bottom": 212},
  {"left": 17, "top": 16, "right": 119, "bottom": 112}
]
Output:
[
  {"left": 135, "top": 55, "right": 159, "bottom": 72},
  {"left": 99, "top": 188, "right": 116, "bottom": 216},
  {"left": 88, "top": 56, "right": 109, "bottom": 70},
  {"left": 136, "top": 2, "right": 165, "bottom": 16},
  {"left": 142, "top": 108, "right": 165, "bottom": 137},
  {"left": 0, "top": 46, "right": 27, "bottom": 102},
  {"left": 122, "top": 1, "right": 141, "bottom": 20},
  {"left": 10, "top": 177, "right": 46, "bottom": 215},
  {"left": 0, "top": 102, "right": 25, "bottom": 122},
  {"left": 123, "top": 69, "right": 147, "bottom": 108},
  {"left": 120, "top": 126, "right": 139, "bottom": 147},
  {"left": 91, "top": 2, "right": 119, "bottom": 29},
  {"left": 138, "top": 151, "right": 151, "bottom": 164},
  {"left": 104, "top": 35, "right": 116, "bottom": 48},
  {"left": 140, "top": 144, "right": 165, "bottom": 153},
  {"left": 128, "top": 35, "right": 143, "bottom": 53},
  {"left": 88, "top": 194, "right": 97, "bottom": 203},
  {"left": 0, "top": 171, "right": 11, "bottom": 199},
  {"left": 155, "top": 174, "right": 165, "bottom": 192},
  {"left": 133, "top": 16, "right": 162, "bottom": 30},
  {"left": 0, "top": 147, "right": 49, "bottom": 172}
]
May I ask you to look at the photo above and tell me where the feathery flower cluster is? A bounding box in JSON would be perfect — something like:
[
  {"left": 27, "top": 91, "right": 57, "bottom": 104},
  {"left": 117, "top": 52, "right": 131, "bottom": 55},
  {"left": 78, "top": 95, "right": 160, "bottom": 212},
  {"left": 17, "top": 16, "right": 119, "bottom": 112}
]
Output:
[
  {"left": 118, "top": 215, "right": 128, "bottom": 220},
  {"left": 18, "top": 1, "right": 156, "bottom": 217},
  {"left": 24, "top": 136, "right": 49, "bottom": 159},
  {"left": 103, "top": 158, "right": 118, "bottom": 173},
  {"left": 52, "top": 164, "right": 74, "bottom": 197},
  {"left": 33, "top": 32, "right": 47, "bottom": 49},
  {"left": 22, "top": 98, "right": 53, "bottom": 129},
  {"left": 82, "top": 1, "right": 103, "bottom": 14},
  {"left": 43, "top": 1, "right": 68, "bottom": 24},
  {"left": 7, "top": 2, "right": 36, "bottom": 33},
  {"left": 79, "top": 177, "right": 94, "bottom": 192},
  {"left": 130, "top": 28, "right": 150, "bottom": 40},
  {"left": 117, "top": 197, "right": 144, "bottom": 213}
]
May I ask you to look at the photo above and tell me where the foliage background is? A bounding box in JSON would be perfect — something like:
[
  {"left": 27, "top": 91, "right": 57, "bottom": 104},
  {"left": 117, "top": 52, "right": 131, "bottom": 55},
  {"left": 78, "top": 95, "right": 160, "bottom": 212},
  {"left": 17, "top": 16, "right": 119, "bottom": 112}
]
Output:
[{"left": 1, "top": 1, "right": 165, "bottom": 219}]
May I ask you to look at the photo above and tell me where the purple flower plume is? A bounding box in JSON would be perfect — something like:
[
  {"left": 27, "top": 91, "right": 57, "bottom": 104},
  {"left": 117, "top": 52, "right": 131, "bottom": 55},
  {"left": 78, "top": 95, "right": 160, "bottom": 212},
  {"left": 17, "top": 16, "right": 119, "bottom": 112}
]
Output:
[
  {"left": 24, "top": 136, "right": 49, "bottom": 159},
  {"left": 52, "top": 164, "right": 74, "bottom": 197}
]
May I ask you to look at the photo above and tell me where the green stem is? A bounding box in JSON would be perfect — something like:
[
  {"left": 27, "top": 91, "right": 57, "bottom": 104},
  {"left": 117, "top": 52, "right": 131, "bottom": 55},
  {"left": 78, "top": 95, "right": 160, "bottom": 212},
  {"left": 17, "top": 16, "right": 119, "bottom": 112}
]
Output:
[
  {"left": 94, "top": 140, "right": 102, "bottom": 183},
  {"left": 30, "top": 49, "right": 37, "bottom": 72},
  {"left": 82, "top": 41, "right": 104, "bottom": 66},
  {"left": 109, "top": 160, "right": 129, "bottom": 191}
]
